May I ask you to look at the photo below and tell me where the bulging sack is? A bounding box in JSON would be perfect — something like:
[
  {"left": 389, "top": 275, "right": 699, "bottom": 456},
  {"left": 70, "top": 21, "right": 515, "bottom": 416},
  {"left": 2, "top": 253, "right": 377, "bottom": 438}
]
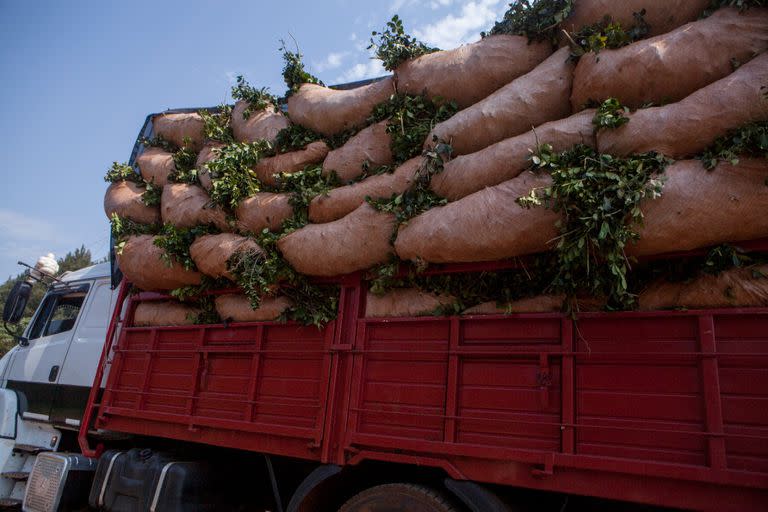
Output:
[
  {"left": 286, "top": 77, "right": 395, "bottom": 137},
  {"left": 189, "top": 233, "right": 262, "bottom": 281},
  {"left": 571, "top": 8, "right": 768, "bottom": 110},
  {"left": 196, "top": 142, "right": 224, "bottom": 190},
  {"left": 598, "top": 51, "right": 768, "bottom": 158},
  {"left": 431, "top": 110, "right": 595, "bottom": 201},
  {"left": 278, "top": 203, "right": 396, "bottom": 276},
  {"left": 463, "top": 295, "right": 566, "bottom": 315},
  {"left": 236, "top": 192, "right": 294, "bottom": 233},
  {"left": 133, "top": 302, "right": 200, "bottom": 327},
  {"left": 427, "top": 48, "right": 574, "bottom": 156},
  {"left": 161, "top": 184, "right": 229, "bottom": 231},
  {"left": 322, "top": 121, "right": 393, "bottom": 183},
  {"left": 117, "top": 235, "right": 202, "bottom": 291},
  {"left": 136, "top": 147, "right": 175, "bottom": 186},
  {"left": 396, "top": 35, "right": 552, "bottom": 109},
  {"left": 215, "top": 294, "right": 292, "bottom": 322},
  {"left": 309, "top": 156, "right": 422, "bottom": 224},
  {"left": 104, "top": 181, "right": 160, "bottom": 225},
  {"left": 254, "top": 141, "right": 329, "bottom": 186},
  {"left": 395, "top": 171, "right": 560, "bottom": 264},
  {"left": 231, "top": 100, "right": 290, "bottom": 144},
  {"left": 562, "top": 0, "right": 710, "bottom": 37},
  {"left": 153, "top": 112, "right": 205, "bottom": 151},
  {"left": 632, "top": 159, "right": 768, "bottom": 256},
  {"left": 639, "top": 265, "right": 768, "bottom": 310},
  {"left": 365, "top": 288, "right": 454, "bottom": 317}
]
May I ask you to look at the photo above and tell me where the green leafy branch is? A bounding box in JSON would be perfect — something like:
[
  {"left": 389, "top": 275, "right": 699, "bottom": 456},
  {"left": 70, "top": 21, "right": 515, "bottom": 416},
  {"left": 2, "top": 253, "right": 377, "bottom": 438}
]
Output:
[
  {"left": 566, "top": 11, "right": 649, "bottom": 57},
  {"left": 104, "top": 162, "right": 140, "bottom": 183},
  {"left": 205, "top": 140, "right": 272, "bottom": 208},
  {"left": 200, "top": 106, "right": 234, "bottom": 144},
  {"left": 699, "top": 121, "right": 768, "bottom": 170},
  {"left": 281, "top": 39, "right": 324, "bottom": 96},
  {"left": 484, "top": 0, "right": 574, "bottom": 42},
  {"left": 231, "top": 76, "right": 278, "bottom": 119},
  {"left": 593, "top": 98, "right": 630, "bottom": 130},
  {"left": 153, "top": 223, "right": 219, "bottom": 271},
  {"left": 517, "top": 144, "right": 669, "bottom": 308},
  {"left": 369, "top": 15, "right": 438, "bottom": 71}
]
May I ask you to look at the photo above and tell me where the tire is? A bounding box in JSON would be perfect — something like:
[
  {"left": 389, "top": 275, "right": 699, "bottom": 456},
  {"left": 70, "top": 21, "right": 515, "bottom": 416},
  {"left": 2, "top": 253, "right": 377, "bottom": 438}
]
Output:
[{"left": 338, "top": 483, "right": 459, "bottom": 512}]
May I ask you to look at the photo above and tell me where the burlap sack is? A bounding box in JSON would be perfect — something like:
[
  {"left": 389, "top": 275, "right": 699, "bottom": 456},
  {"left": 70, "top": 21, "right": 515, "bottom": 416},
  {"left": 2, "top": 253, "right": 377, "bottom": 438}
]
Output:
[
  {"left": 136, "top": 147, "right": 175, "bottom": 187},
  {"left": 639, "top": 265, "right": 768, "bottom": 310},
  {"left": 632, "top": 159, "right": 768, "bottom": 256},
  {"left": 189, "top": 233, "right": 263, "bottom": 281},
  {"left": 395, "top": 171, "right": 560, "bottom": 264},
  {"left": 365, "top": 288, "right": 454, "bottom": 317},
  {"left": 153, "top": 112, "right": 205, "bottom": 151},
  {"left": 598, "top": 51, "right": 768, "bottom": 158},
  {"left": 427, "top": 48, "right": 574, "bottom": 156},
  {"left": 103, "top": 181, "right": 160, "bottom": 225},
  {"left": 231, "top": 100, "right": 290, "bottom": 144},
  {"left": 133, "top": 302, "right": 200, "bottom": 327},
  {"left": 561, "top": 0, "right": 709, "bottom": 37},
  {"left": 396, "top": 35, "right": 552, "bottom": 109},
  {"left": 278, "top": 204, "right": 396, "bottom": 276},
  {"left": 572, "top": 8, "right": 768, "bottom": 110},
  {"left": 309, "top": 156, "right": 422, "bottom": 223},
  {"left": 463, "top": 295, "right": 566, "bottom": 315},
  {"left": 431, "top": 110, "right": 595, "bottom": 201},
  {"left": 286, "top": 77, "right": 395, "bottom": 137},
  {"left": 215, "top": 294, "right": 292, "bottom": 322},
  {"left": 463, "top": 295, "right": 604, "bottom": 314},
  {"left": 322, "top": 121, "right": 393, "bottom": 182},
  {"left": 161, "top": 184, "right": 229, "bottom": 231},
  {"left": 236, "top": 192, "right": 294, "bottom": 233},
  {"left": 254, "top": 141, "right": 329, "bottom": 186},
  {"left": 196, "top": 142, "right": 224, "bottom": 190},
  {"left": 117, "top": 235, "right": 202, "bottom": 291}
]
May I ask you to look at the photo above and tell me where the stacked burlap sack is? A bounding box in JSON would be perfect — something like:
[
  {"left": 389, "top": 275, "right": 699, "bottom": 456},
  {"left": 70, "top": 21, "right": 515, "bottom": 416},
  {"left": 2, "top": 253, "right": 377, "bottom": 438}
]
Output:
[{"left": 105, "top": 1, "right": 768, "bottom": 324}]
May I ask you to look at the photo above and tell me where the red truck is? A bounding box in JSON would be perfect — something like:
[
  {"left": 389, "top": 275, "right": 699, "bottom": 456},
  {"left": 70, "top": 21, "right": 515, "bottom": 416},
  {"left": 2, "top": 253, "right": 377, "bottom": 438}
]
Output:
[
  {"left": 79, "top": 247, "right": 768, "bottom": 511},
  {"left": 3, "top": 109, "right": 766, "bottom": 512}
]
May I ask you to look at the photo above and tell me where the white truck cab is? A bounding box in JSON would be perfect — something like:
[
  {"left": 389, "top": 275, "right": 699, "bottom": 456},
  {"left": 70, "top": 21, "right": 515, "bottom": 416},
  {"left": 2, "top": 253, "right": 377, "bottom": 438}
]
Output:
[{"left": 0, "top": 263, "right": 115, "bottom": 506}]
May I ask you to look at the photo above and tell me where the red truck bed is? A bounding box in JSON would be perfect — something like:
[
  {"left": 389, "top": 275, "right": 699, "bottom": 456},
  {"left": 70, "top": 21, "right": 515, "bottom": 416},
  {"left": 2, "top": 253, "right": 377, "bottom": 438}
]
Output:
[{"left": 81, "top": 274, "right": 768, "bottom": 511}]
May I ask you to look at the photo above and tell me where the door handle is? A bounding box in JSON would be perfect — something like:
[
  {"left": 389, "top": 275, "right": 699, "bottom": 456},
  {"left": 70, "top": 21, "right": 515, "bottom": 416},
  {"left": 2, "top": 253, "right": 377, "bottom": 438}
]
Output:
[{"left": 48, "top": 365, "right": 59, "bottom": 382}]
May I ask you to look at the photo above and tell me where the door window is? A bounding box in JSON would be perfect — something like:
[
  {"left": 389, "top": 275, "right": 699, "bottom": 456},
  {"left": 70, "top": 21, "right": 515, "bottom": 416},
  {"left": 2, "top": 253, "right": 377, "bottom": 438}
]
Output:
[{"left": 28, "top": 292, "right": 87, "bottom": 341}]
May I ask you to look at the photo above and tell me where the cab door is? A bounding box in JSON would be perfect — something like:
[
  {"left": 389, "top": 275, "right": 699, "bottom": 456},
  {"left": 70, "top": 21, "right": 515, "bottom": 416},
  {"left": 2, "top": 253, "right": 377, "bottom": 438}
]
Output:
[{"left": 5, "top": 285, "right": 89, "bottom": 420}]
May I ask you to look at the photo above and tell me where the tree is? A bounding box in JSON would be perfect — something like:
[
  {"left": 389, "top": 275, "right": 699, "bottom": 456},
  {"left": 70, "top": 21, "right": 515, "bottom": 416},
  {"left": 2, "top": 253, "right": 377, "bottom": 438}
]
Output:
[{"left": 0, "top": 246, "right": 94, "bottom": 355}]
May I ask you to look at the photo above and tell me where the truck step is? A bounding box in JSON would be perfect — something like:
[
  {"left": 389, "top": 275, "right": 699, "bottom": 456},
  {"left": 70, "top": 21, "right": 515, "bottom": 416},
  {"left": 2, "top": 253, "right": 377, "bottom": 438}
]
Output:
[
  {"left": 1, "top": 472, "right": 29, "bottom": 481},
  {"left": 12, "top": 444, "right": 50, "bottom": 455},
  {"left": 0, "top": 498, "right": 21, "bottom": 509}
]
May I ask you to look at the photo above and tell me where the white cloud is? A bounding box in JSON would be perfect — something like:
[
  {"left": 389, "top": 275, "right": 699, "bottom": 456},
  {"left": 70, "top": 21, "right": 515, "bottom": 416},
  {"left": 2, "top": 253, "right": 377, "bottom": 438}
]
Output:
[
  {"left": 430, "top": 0, "right": 453, "bottom": 9},
  {"left": 314, "top": 51, "right": 350, "bottom": 72},
  {"left": 335, "top": 59, "right": 387, "bottom": 83},
  {"left": 389, "top": 0, "right": 418, "bottom": 13},
  {"left": 413, "top": 0, "right": 504, "bottom": 49}
]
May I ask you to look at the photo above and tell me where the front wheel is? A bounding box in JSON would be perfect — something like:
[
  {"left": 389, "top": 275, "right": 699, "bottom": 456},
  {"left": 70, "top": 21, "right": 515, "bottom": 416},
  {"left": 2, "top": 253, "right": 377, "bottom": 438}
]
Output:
[{"left": 338, "top": 483, "right": 459, "bottom": 512}]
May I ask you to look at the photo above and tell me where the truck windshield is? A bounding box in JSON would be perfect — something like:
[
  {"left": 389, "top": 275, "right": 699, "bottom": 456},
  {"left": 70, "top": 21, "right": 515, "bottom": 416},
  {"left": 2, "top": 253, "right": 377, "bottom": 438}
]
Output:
[{"left": 28, "top": 289, "right": 88, "bottom": 340}]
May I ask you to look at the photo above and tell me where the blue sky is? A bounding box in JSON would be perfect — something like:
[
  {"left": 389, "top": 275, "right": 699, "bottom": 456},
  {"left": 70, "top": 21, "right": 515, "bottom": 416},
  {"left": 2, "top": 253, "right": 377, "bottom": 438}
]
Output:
[{"left": 0, "top": 0, "right": 508, "bottom": 280}]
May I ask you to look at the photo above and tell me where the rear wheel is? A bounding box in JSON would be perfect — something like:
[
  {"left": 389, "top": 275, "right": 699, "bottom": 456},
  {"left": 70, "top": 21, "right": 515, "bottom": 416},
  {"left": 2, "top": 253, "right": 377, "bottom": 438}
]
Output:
[{"left": 338, "top": 483, "right": 459, "bottom": 512}]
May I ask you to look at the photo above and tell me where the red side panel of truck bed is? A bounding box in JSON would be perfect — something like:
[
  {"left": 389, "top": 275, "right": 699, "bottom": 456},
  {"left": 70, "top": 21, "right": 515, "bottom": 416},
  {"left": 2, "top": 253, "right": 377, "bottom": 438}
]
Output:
[{"left": 89, "top": 282, "right": 768, "bottom": 511}]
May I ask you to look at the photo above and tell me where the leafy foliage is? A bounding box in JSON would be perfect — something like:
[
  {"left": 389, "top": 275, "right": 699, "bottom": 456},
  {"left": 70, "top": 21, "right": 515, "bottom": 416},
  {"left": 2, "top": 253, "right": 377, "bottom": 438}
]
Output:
[
  {"left": 276, "top": 164, "right": 338, "bottom": 221},
  {"left": 140, "top": 135, "right": 176, "bottom": 153},
  {"left": 226, "top": 234, "right": 338, "bottom": 327},
  {"left": 707, "top": 0, "right": 766, "bottom": 12},
  {"left": 593, "top": 98, "right": 630, "bottom": 130},
  {"left": 274, "top": 124, "right": 326, "bottom": 154},
  {"left": 370, "top": 93, "right": 458, "bottom": 164},
  {"left": 104, "top": 162, "right": 140, "bottom": 183},
  {"left": 205, "top": 141, "right": 271, "bottom": 208},
  {"left": 168, "top": 144, "right": 199, "bottom": 184},
  {"left": 369, "top": 15, "right": 438, "bottom": 71},
  {"left": 368, "top": 140, "right": 451, "bottom": 227},
  {"left": 485, "top": 0, "right": 573, "bottom": 42},
  {"left": 153, "top": 224, "right": 218, "bottom": 271},
  {"left": 567, "top": 11, "right": 649, "bottom": 57},
  {"left": 231, "top": 76, "right": 278, "bottom": 119},
  {"left": 141, "top": 182, "right": 162, "bottom": 207},
  {"left": 699, "top": 121, "right": 768, "bottom": 170},
  {"left": 199, "top": 106, "right": 234, "bottom": 144},
  {"left": 280, "top": 39, "right": 324, "bottom": 96},
  {"left": 109, "top": 213, "right": 157, "bottom": 248},
  {"left": 517, "top": 144, "right": 669, "bottom": 308}
]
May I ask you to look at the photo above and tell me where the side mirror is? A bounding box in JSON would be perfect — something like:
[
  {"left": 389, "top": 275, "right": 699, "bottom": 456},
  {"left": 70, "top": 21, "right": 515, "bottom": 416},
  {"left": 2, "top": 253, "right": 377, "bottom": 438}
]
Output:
[{"left": 3, "top": 281, "right": 32, "bottom": 324}]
